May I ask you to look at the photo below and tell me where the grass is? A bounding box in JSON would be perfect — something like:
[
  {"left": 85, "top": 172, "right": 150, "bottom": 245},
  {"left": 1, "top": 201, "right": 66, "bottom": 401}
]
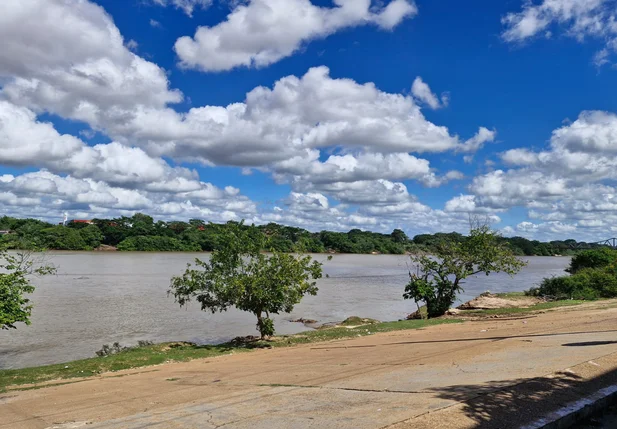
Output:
[
  {"left": 493, "top": 292, "right": 527, "bottom": 299},
  {"left": 0, "top": 318, "right": 461, "bottom": 392},
  {"left": 266, "top": 318, "right": 462, "bottom": 347}
]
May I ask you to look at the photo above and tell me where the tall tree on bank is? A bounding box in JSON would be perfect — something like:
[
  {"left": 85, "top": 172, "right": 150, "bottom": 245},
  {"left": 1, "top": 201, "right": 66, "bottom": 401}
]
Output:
[
  {"left": 0, "top": 248, "right": 56, "bottom": 330},
  {"left": 169, "top": 222, "right": 326, "bottom": 339},
  {"left": 404, "top": 220, "right": 526, "bottom": 318}
]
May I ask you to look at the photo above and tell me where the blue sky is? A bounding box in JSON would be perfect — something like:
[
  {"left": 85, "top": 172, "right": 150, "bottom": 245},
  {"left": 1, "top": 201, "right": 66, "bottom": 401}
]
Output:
[{"left": 2, "top": 0, "right": 617, "bottom": 240}]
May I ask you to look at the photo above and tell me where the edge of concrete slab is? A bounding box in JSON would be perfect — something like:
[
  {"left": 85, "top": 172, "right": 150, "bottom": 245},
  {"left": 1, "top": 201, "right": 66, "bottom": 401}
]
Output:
[{"left": 522, "top": 384, "right": 617, "bottom": 429}]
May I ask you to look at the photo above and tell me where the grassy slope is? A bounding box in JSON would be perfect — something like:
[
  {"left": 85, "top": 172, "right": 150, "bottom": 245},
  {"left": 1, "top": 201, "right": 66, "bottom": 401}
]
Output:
[{"left": 0, "top": 318, "right": 461, "bottom": 391}]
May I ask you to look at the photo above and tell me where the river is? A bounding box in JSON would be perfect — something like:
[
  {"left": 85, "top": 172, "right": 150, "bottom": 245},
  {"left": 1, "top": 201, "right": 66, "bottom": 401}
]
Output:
[{"left": 0, "top": 253, "right": 570, "bottom": 369}]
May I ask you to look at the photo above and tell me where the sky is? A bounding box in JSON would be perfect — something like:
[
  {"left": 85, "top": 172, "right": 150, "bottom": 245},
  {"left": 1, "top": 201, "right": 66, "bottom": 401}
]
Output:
[{"left": 2, "top": 0, "right": 617, "bottom": 241}]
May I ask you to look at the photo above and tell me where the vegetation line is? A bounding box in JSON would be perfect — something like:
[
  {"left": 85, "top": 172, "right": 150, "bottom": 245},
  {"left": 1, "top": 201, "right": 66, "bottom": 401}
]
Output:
[{"left": 0, "top": 213, "right": 597, "bottom": 255}]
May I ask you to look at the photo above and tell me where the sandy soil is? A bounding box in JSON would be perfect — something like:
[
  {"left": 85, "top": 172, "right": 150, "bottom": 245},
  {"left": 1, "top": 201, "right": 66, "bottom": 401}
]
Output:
[
  {"left": 457, "top": 293, "right": 542, "bottom": 310},
  {"left": 3, "top": 300, "right": 617, "bottom": 429}
]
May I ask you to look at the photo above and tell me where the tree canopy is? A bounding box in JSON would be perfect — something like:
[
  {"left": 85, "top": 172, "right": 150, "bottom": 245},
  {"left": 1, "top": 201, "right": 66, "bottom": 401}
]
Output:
[
  {"left": 404, "top": 223, "right": 526, "bottom": 318},
  {"left": 0, "top": 248, "right": 56, "bottom": 330},
  {"left": 0, "top": 213, "right": 604, "bottom": 255},
  {"left": 168, "top": 223, "right": 326, "bottom": 338}
]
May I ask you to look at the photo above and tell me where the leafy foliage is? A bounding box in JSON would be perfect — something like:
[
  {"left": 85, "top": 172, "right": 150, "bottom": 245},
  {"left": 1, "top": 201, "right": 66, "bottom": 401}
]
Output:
[
  {"left": 567, "top": 247, "right": 617, "bottom": 274},
  {"left": 531, "top": 268, "right": 617, "bottom": 300},
  {"left": 169, "top": 222, "right": 326, "bottom": 338},
  {"left": 404, "top": 224, "right": 526, "bottom": 318},
  {"left": 117, "top": 235, "right": 200, "bottom": 251},
  {"left": 528, "top": 247, "right": 617, "bottom": 300},
  {"left": 0, "top": 248, "right": 56, "bottom": 330}
]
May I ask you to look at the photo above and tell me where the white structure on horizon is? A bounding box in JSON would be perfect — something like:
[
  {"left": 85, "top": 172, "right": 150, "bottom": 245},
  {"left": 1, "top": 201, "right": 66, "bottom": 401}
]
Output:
[{"left": 62, "top": 212, "right": 68, "bottom": 226}]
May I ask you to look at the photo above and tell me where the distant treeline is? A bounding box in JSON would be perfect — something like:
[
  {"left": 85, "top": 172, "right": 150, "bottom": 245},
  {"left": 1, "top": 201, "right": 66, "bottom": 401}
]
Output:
[{"left": 0, "top": 214, "right": 603, "bottom": 255}]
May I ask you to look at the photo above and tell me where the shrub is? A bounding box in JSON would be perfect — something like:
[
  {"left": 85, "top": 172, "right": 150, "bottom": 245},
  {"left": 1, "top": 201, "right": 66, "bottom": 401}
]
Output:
[
  {"left": 568, "top": 248, "right": 617, "bottom": 274},
  {"left": 532, "top": 267, "right": 617, "bottom": 300}
]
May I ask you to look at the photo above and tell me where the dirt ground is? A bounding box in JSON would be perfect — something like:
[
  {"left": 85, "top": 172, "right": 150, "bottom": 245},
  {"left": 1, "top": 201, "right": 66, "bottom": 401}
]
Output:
[{"left": 3, "top": 300, "right": 617, "bottom": 429}]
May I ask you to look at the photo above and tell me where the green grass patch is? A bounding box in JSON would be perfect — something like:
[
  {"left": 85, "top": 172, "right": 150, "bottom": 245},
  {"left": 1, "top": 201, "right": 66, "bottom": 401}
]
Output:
[
  {"left": 0, "top": 318, "right": 461, "bottom": 392},
  {"left": 493, "top": 292, "right": 527, "bottom": 299},
  {"left": 265, "top": 318, "right": 462, "bottom": 347},
  {"left": 463, "top": 299, "right": 587, "bottom": 316}
]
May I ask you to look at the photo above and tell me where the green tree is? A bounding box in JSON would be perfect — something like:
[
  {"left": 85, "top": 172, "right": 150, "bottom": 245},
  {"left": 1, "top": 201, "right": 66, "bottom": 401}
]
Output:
[
  {"left": 117, "top": 236, "right": 199, "bottom": 252},
  {"left": 169, "top": 223, "right": 325, "bottom": 339},
  {"left": 404, "top": 223, "right": 526, "bottom": 318},
  {"left": 0, "top": 248, "right": 56, "bottom": 330},
  {"left": 41, "top": 226, "right": 87, "bottom": 250},
  {"left": 391, "top": 229, "right": 409, "bottom": 243},
  {"left": 78, "top": 225, "right": 104, "bottom": 249}
]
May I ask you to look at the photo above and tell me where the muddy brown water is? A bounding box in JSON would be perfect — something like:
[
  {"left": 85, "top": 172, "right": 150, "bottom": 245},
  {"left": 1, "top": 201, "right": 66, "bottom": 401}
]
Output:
[{"left": 0, "top": 253, "right": 570, "bottom": 369}]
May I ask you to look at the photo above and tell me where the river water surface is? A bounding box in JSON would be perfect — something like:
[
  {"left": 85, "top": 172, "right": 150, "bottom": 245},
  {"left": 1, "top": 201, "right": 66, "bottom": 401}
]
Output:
[{"left": 0, "top": 253, "right": 570, "bottom": 369}]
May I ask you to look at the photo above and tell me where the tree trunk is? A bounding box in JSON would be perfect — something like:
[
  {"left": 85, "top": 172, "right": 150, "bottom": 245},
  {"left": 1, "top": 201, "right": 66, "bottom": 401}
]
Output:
[{"left": 256, "top": 312, "right": 265, "bottom": 340}]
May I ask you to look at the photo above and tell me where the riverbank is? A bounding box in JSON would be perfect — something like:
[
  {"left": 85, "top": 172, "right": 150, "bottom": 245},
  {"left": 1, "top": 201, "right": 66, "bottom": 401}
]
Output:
[
  {"left": 3, "top": 299, "right": 617, "bottom": 429},
  {"left": 2, "top": 295, "right": 613, "bottom": 393}
]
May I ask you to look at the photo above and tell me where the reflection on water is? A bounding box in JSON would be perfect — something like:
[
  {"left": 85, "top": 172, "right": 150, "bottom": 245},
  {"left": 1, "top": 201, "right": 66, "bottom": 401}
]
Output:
[{"left": 0, "top": 252, "right": 570, "bottom": 369}]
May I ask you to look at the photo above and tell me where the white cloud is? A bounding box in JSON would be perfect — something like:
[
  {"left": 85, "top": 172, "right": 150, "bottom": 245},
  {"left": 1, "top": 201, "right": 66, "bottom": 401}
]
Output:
[
  {"left": 0, "top": 0, "right": 490, "bottom": 206},
  {"left": 0, "top": 170, "right": 257, "bottom": 222},
  {"left": 0, "top": 101, "right": 83, "bottom": 165},
  {"left": 0, "top": 101, "right": 200, "bottom": 188},
  {"left": 0, "top": 0, "right": 505, "bottom": 238},
  {"left": 273, "top": 150, "right": 450, "bottom": 188},
  {"left": 411, "top": 77, "right": 448, "bottom": 109},
  {"left": 502, "top": 0, "right": 617, "bottom": 66},
  {"left": 102, "top": 67, "right": 493, "bottom": 168},
  {"left": 174, "top": 0, "right": 418, "bottom": 72},
  {"left": 457, "top": 109, "right": 617, "bottom": 240},
  {"left": 0, "top": 0, "right": 182, "bottom": 125},
  {"left": 501, "top": 148, "right": 539, "bottom": 166},
  {"left": 151, "top": 0, "right": 212, "bottom": 16}
]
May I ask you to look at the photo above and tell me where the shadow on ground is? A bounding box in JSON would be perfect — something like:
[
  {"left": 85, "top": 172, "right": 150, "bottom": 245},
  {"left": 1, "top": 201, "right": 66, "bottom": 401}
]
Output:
[
  {"left": 427, "top": 366, "right": 617, "bottom": 429},
  {"left": 563, "top": 341, "right": 617, "bottom": 347}
]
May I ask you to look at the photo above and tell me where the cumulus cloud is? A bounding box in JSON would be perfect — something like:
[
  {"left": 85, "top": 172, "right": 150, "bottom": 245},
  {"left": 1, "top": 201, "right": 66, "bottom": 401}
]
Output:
[
  {"left": 502, "top": 0, "right": 617, "bottom": 66},
  {"left": 0, "top": 170, "right": 256, "bottom": 223},
  {"left": 100, "top": 67, "right": 493, "bottom": 168},
  {"left": 0, "top": 0, "right": 491, "bottom": 207},
  {"left": 500, "top": 111, "right": 617, "bottom": 183},
  {"left": 0, "top": 0, "right": 182, "bottom": 125},
  {"left": 411, "top": 77, "right": 448, "bottom": 109},
  {"left": 272, "top": 150, "right": 453, "bottom": 188},
  {"left": 0, "top": 0, "right": 498, "bottom": 237},
  {"left": 454, "top": 109, "right": 617, "bottom": 240},
  {"left": 174, "top": 0, "right": 418, "bottom": 72},
  {"left": 0, "top": 101, "right": 198, "bottom": 188}
]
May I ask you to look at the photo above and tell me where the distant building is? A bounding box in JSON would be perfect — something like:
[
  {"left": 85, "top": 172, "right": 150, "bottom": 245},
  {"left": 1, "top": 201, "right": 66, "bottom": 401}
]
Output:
[
  {"left": 68, "top": 220, "right": 94, "bottom": 225},
  {"left": 0, "top": 230, "right": 10, "bottom": 235}
]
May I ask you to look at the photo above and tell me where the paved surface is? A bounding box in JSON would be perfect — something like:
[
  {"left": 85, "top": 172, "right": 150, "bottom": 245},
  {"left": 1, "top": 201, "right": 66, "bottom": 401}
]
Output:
[{"left": 2, "top": 302, "right": 617, "bottom": 429}]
